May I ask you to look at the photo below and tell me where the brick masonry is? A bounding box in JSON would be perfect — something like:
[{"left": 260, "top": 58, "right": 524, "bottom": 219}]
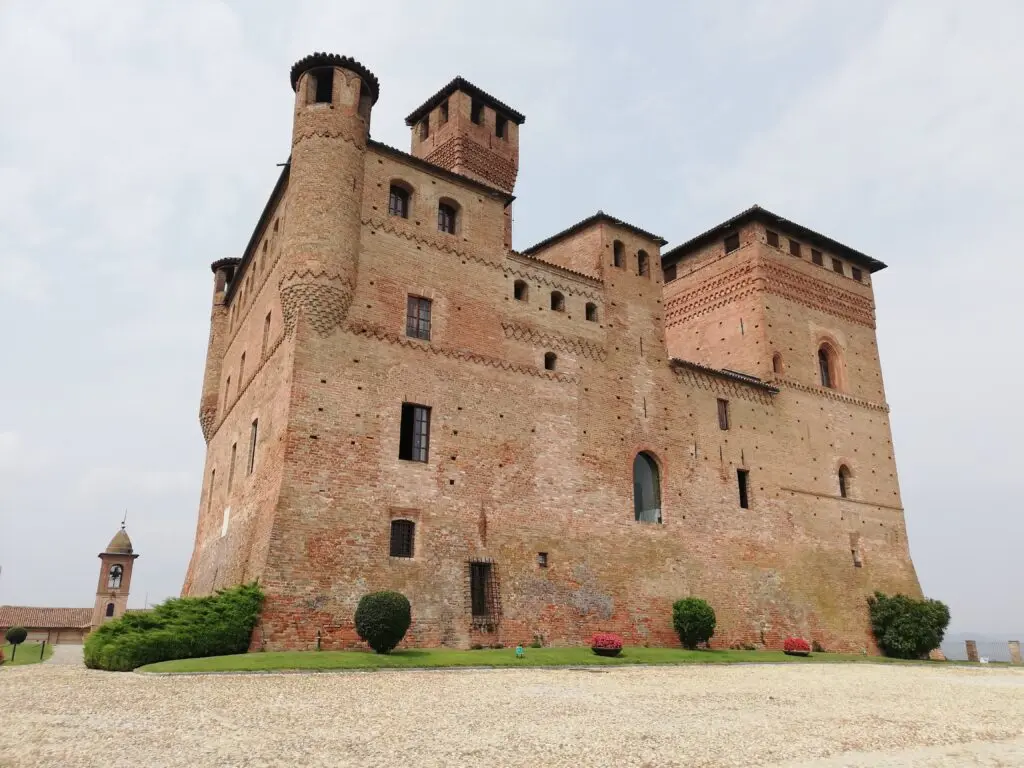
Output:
[{"left": 181, "top": 54, "right": 923, "bottom": 654}]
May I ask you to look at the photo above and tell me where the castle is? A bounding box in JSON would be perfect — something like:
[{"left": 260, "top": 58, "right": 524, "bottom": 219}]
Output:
[{"left": 182, "top": 53, "right": 922, "bottom": 652}]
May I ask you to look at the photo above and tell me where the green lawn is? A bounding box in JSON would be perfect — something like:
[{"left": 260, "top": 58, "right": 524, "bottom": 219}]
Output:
[
  {"left": 1, "top": 642, "right": 53, "bottom": 666},
  {"left": 138, "top": 646, "right": 932, "bottom": 674}
]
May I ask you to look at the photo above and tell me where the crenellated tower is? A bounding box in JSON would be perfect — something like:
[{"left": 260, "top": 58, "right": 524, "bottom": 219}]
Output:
[{"left": 278, "top": 53, "right": 379, "bottom": 337}]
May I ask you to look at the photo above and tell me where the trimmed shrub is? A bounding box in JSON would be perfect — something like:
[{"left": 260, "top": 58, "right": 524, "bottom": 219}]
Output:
[
  {"left": 84, "top": 582, "right": 263, "bottom": 671},
  {"left": 5, "top": 626, "right": 27, "bottom": 646},
  {"left": 784, "top": 637, "right": 811, "bottom": 655},
  {"left": 354, "top": 591, "right": 411, "bottom": 654},
  {"left": 672, "top": 598, "right": 716, "bottom": 649},
  {"left": 867, "top": 591, "right": 950, "bottom": 660}
]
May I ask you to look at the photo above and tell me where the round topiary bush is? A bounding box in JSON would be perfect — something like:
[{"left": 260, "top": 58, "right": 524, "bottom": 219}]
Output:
[
  {"left": 867, "top": 591, "right": 950, "bottom": 659},
  {"left": 354, "top": 591, "right": 411, "bottom": 654},
  {"left": 5, "top": 626, "right": 27, "bottom": 647},
  {"left": 672, "top": 598, "right": 716, "bottom": 649}
]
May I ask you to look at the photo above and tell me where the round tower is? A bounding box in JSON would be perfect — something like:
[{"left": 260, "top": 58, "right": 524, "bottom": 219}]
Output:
[
  {"left": 91, "top": 523, "right": 140, "bottom": 631},
  {"left": 279, "top": 53, "right": 379, "bottom": 336},
  {"left": 198, "top": 257, "right": 239, "bottom": 441}
]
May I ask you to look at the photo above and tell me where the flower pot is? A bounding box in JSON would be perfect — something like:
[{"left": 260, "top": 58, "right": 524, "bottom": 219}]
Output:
[{"left": 592, "top": 647, "right": 622, "bottom": 657}]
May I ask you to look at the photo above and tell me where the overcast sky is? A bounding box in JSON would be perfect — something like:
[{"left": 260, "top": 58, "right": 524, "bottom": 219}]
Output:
[{"left": 1, "top": 0, "right": 1021, "bottom": 635}]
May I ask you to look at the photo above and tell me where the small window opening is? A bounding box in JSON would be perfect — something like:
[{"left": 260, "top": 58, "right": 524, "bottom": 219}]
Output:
[
  {"left": 247, "top": 419, "right": 258, "bottom": 475},
  {"left": 313, "top": 68, "right": 334, "bottom": 104},
  {"left": 724, "top": 233, "right": 740, "bottom": 253},
  {"left": 832, "top": 258, "right": 844, "bottom": 275},
  {"left": 357, "top": 82, "right": 372, "bottom": 121},
  {"left": 439, "top": 100, "right": 449, "bottom": 123},
  {"left": 399, "top": 403, "right": 431, "bottom": 462},
  {"left": 789, "top": 239, "right": 801, "bottom": 257},
  {"left": 513, "top": 280, "right": 528, "bottom": 301},
  {"left": 812, "top": 249, "right": 824, "bottom": 266},
  {"left": 550, "top": 291, "right": 565, "bottom": 312},
  {"left": 766, "top": 230, "right": 779, "bottom": 247},
  {"left": 585, "top": 302, "right": 598, "bottom": 322},
  {"left": 495, "top": 115, "right": 507, "bottom": 139},
  {"left": 613, "top": 240, "right": 624, "bottom": 268},
  {"left": 851, "top": 267, "right": 863, "bottom": 282},
  {"left": 388, "top": 185, "right": 410, "bottom": 218},
  {"left": 228, "top": 442, "right": 237, "bottom": 491},
  {"left": 207, "top": 469, "right": 215, "bottom": 516},
  {"left": 471, "top": 99, "right": 483, "bottom": 125},
  {"left": 105, "top": 603, "right": 115, "bottom": 617},
  {"left": 420, "top": 118, "right": 429, "bottom": 139},
  {"left": 108, "top": 564, "right": 123, "bottom": 589},
  {"left": 818, "top": 345, "right": 836, "bottom": 389},
  {"left": 469, "top": 561, "right": 498, "bottom": 621},
  {"left": 638, "top": 250, "right": 650, "bottom": 277},
  {"left": 390, "top": 520, "right": 415, "bottom": 558},
  {"left": 663, "top": 263, "right": 677, "bottom": 282},
  {"left": 544, "top": 352, "right": 557, "bottom": 371},
  {"left": 717, "top": 398, "right": 730, "bottom": 430},
  {"left": 224, "top": 376, "right": 231, "bottom": 408},
  {"left": 838, "top": 465, "right": 851, "bottom": 498},
  {"left": 737, "top": 469, "right": 750, "bottom": 508},
  {"left": 239, "top": 352, "right": 246, "bottom": 386},
  {"left": 537, "top": 552, "right": 548, "bottom": 568},
  {"left": 772, "top": 352, "right": 784, "bottom": 374},
  {"left": 262, "top": 311, "right": 272, "bottom": 357},
  {"left": 406, "top": 296, "right": 432, "bottom": 341},
  {"left": 437, "top": 202, "right": 456, "bottom": 234}
]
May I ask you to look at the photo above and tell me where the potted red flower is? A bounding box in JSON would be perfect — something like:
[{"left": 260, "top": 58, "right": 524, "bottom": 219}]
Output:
[
  {"left": 783, "top": 637, "right": 811, "bottom": 657},
  {"left": 591, "top": 633, "right": 624, "bottom": 657}
]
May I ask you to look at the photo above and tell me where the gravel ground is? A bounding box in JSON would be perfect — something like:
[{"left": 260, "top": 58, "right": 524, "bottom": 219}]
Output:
[{"left": 2, "top": 662, "right": 1024, "bottom": 767}]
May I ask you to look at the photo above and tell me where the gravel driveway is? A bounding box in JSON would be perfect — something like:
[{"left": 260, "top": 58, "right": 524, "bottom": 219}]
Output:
[{"left": 2, "top": 662, "right": 1024, "bottom": 767}]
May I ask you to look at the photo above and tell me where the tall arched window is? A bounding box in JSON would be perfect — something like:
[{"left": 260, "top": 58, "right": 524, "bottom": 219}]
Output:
[
  {"left": 633, "top": 452, "right": 662, "bottom": 523},
  {"left": 838, "top": 465, "right": 851, "bottom": 498},
  {"left": 108, "top": 564, "right": 123, "bottom": 589},
  {"left": 514, "top": 280, "right": 528, "bottom": 301},
  {"left": 772, "top": 353, "right": 784, "bottom": 375},
  {"left": 818, "top": 344, "right": 838, "bottom": 389},
  {"left": 637, "top": 250, "right": 650, "bottom": 277},
  {"left": 613, "top": 240, "right": 624, "bottom": 268},
  {"left": 388, "top": 184, "right": 410, "bottom": 218},
  {"left": 550, "top": 291, "right": 565, "bottom": 312},
  {"left": 105, "top": 603, "right": 115, "bottom": 617}
]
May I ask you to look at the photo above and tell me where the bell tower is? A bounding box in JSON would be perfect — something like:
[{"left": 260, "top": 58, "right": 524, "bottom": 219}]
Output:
[{"left": 91, "top": 523, "right": 139, "bottom": 630}]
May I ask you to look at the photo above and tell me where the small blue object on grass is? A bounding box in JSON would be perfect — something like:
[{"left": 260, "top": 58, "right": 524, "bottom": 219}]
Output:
[{"left": 515, "top": 645, "right": 524, "bottom": 659}]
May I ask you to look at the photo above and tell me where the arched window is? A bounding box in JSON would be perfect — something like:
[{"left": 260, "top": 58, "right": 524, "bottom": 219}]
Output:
[
  {"left": 585, "top": 302, "right": 598, "bottom": 322},
  {"left": 514, "top": 280, "right": 528, "bottom": 301},
  {"left": 838, "top": 465, "right": 851, "bottom": 498},
  {"left": 108, "top": 564, "right": 123, "bottom": 589},
  {"left": 544, "top": 352, "right": 557, "bottom": 371},
  {"left": 105, "top": 603, "right": 115, "bottom": 617},
  {"left": 633, "top": 452, "right": 662, "bottom": 523},
  {"left": 772, "top": 353, "right": 784, "bottom": 375},
  {"left": 637, "top": 250, "right": 650, "bottom": 277},
  {"left": 818, "top": 343, "right": 839, "bottom": 389},
  {"left": 613, "top": 240, "right": 624, "bottom": 268},
  {"left": 390, "top": 519, "right": 415, "bottom": 558},
  {"left": 388, "top": 184, "right": 410, "bottom": 218},
  {"left": 550, "top": 291, "right": 565, "bottom": 312},
  {"left": 437, "top": 201, "right": 457, "bottom": 234}
]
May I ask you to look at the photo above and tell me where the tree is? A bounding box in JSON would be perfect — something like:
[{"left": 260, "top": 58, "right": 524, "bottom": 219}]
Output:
[
  {"left": 672, "top": 598, "right": 716, "bottom": 649},
  {"left": 867, "top": 591, "right": 950, "bottom": 659},
  {"left": 5, "top": 626, "right": 28, "bottom": 661},
  {"left": 354, "top": 591, "right": 411, "bottom": 654}
]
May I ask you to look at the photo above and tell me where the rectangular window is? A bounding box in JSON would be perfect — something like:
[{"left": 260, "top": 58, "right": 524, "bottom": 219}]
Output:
[
  {"left": 495, "top": 115, "right": 507, "bottom": 139},
  {"left": 811, "top": 249, "right": 824, "bottom": 266},
  {"left": 313, "top": 69, "right": 334, "bottom": 104},
  {"left": 537, "top": 552, "right": 548, "bottom": 568},
  {"left": 399, "top": 403, "right": 431, "bottom": 462},
  {"left": 470, "top": 561, "right": 497, "bottom": 619},
  {"left": 239, "top": 352, "right": 246, "bottom": 387},
  {"left": 390, "top": 519, "right": 415, "bottom": 558},
  {"left": 832, "top": 258, "right": 844, "bottom": 275},
  {"left": 471, "top": 99, "right": 483, "bottom": 125},
  {"left": 737, "top": 469, "right": 749, "bottom": 509},
  {"left": 766, "top": 230, "right": 779, "bottom": 247},
  {"left": 247, "top": 419, "right": 258, "bottom": 475},
  {"left": 851, "top": 267, "right": 863, "bottom": 282},
  {"left": 717, "top": 398, "right": 730, "bottom": 430},
  {"left": 406, "top": 296, "right": 432, "bottom": 340},
  {"left": 663, "top": 263, "right": 677, "bottom": 283},
  {"left": 439, "top": 100, "right": 449, "bottom": 123},
  {"left": 789, "top": 239, "right": 801, "bottom": 257},
  {"left": 724, "top": 233, "right": 740, "bottom": 253},
  {"left": 262, "top": 312, "right": 271, "bottom": 357},
  {"left": 228, "top": 443, "right": 237, "bottom": 492}
]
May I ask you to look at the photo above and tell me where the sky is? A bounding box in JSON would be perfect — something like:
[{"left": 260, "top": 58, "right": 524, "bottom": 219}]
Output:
[{"left": 0, "top": 0, "right": 1021, "bottom": 635}]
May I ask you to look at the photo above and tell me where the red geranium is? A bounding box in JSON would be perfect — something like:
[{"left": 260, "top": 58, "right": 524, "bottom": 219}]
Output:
[
  {"left": 784, "top": 637, "right": 811, "bottom": 653},
  {"left": 591, "top": 633, "right": 624, "bottom": 651}
]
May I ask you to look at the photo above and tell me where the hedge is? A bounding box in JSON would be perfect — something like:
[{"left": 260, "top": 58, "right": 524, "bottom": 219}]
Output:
[{"left": 84, "top": 582, "right": 264, "bottom": 671}]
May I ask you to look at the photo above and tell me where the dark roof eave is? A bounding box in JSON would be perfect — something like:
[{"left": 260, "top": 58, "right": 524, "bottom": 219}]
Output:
[
  {"left": 661, "top": 205, "right": 887, "bottom": 274},
  {"left": 521, "top": 211, "right": 667, "bottom": 257},
  {"left": 225, "top": 162, "right": 291, "bottom": 303},
  {"left": 289, "top": 53, "right": 380, "bottom": 104},
  {"left": 669, "top": 357, "right": 779, "bottom": 393},
  {"left": 368, "top": 140, "right": 515, "bottom": 203},
  {"left": 404, "top": 76, "right": 526, "bottom": 126}
]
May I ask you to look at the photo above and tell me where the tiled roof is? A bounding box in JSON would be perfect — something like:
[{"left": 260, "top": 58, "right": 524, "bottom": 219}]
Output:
[
  {"left": 521, "top": 211, "right": 668, "bottom": 257},
  {"left": 405, "top": 76, "right": 526, "bottom": 126},
  {"left": 0, "top": 606, "right": 92, "bottom": 629},
  {"left": 661, "top": 204, "right": 887, "bottom": 274},
  {"left": 668, "top": 358, "right": 780, "bottom": 393}
]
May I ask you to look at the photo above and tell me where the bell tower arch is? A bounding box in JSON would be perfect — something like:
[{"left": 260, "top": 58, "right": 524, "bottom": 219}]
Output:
[{"left": 91, "top": 523, "right": 140, "bottom": 630}]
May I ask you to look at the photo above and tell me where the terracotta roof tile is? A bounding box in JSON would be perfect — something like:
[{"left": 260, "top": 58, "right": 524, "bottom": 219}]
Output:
[{"left": 0, "top": 606, "right": 92, "bottom": 629}]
